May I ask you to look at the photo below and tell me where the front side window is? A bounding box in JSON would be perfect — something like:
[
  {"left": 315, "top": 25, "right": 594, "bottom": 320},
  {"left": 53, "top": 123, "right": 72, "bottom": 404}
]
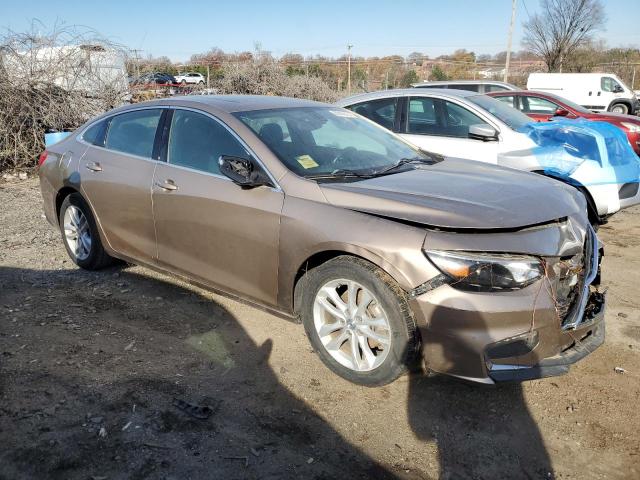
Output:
[
  {"left": 167, "top": 110, "right": 248, "bottom": 175},
  {"left": 235, "top": 107, "right": 431, "bottom": 178},
  {"left": 407, "top": 97, "right": 438, "bottom": 135},
  {"left": 468, "top": 94, "right": 532, "bottom": 131},
  {"left": 521, "top": 96, "right": 559, "bottom": 114},
  {"left": 601, "top": 77, "right": 622, "bottom": 93},
  {"left": 105, "top": 109, "right": 162, "bottom": 158},
  {"left": 347, "top": 98, "right": 398, "bottom": 130},
  {"left": 442, "top": 101, "right": 485, "bottom": 138}
]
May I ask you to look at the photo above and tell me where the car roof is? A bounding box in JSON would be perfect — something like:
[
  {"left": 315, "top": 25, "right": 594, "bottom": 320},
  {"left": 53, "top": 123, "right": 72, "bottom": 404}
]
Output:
[
  {"left": 411, "top": 80, "right": 516, "bottom": 87},
  {"left": 136, "top": 95, "right": 329, "bottom": 113},
  {"left": 335, "top": 88, "right": 479, "bottom": 106}
]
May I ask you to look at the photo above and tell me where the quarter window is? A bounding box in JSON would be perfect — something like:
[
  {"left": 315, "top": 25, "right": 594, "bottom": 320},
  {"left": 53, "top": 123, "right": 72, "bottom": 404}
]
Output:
[
  {"left": 167, "top": 110, "right": 248, "bottom": 175},
  {"left": 347, "top": 98, "right": 398, "bottom": 130},
  {"left": 105, "top": 109, "right": 162, "bottom": 158}
]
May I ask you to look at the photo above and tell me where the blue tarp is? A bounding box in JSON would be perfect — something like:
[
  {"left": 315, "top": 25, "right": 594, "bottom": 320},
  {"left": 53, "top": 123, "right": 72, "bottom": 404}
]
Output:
[
  {"left": 517, "top": 118, "right": 640, "bottom": 186},
  {"left": 45, "top": 131, "right": 71, "bottom": 147}
]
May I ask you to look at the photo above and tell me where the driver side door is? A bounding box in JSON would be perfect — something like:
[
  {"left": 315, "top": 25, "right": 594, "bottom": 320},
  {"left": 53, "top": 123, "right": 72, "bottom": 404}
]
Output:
[{"left": 152, "top": 108, "right": 284, "bottom": 306}]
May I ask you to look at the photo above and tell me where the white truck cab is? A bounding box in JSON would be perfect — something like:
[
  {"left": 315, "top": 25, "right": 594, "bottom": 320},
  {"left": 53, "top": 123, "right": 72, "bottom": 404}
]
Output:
[{"left": 527, "top": 73, "right": 639, "bottom": 115}]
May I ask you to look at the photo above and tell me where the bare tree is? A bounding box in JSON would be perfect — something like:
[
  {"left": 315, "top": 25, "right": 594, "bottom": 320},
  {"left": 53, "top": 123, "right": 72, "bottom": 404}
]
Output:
[{"left": 522, "top": 0, "right": 606, "bottom": 72}]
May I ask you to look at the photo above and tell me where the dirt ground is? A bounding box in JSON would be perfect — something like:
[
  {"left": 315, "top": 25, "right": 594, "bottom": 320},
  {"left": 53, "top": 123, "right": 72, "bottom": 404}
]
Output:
[{"left": 0, "top": 177, "right": 638, "bottom": 480}]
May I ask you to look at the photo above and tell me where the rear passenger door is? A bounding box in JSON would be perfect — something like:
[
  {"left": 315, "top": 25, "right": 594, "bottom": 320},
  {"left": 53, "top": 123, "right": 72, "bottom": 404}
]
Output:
[
  {"left": 152, "top": 108, "right": 284, "bottom": 306},
  {"left": 79, "top": 108, "right": 162, "bottom": 263},
  {"left": 400, "top": 97, "right": 500, "bottom": 163}
]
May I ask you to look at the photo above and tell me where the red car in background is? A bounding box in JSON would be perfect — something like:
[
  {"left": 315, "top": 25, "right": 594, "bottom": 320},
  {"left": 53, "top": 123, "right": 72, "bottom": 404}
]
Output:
[{"left": 488, "top": 90, "right": 640, "bottom": 155}]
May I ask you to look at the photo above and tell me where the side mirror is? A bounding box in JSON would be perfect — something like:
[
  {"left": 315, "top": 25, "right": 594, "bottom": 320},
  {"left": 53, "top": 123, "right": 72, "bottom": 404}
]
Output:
[
  {"left": 613, "top": 85, "right": 624, "bottom": 93},
  {"left": 554, "top": 108, "right": 569, "bottom": 117},
  {"left": 219, "top": 155, "right": 272, "bottom": 188},
  {"left": 468, "top": 123, "right": 498, "bottom": 142}
]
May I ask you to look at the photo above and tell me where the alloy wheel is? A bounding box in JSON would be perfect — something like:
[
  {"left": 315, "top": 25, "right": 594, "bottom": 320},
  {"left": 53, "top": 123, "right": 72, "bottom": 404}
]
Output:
[
  {"left": 313, "top": 279, "right": 391, "bottom": 372},
  {"left": 63, "top": 205, "right": 92, "bottom": 261}
]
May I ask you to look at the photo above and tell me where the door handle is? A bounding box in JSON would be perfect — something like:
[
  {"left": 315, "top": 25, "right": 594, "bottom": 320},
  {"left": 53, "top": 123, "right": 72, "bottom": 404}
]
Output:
[
  {"left": 155, "top": 180, "right": 178, "bottom": 191},
  {"left": 85, "top": 162, "right": 102, "bottom": 172}
]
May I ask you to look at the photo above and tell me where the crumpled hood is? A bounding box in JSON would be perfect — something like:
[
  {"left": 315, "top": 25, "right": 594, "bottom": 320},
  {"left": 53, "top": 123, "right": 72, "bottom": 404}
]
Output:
[{"left": 320, "top": 158, "right": 586, "bottom": 230}]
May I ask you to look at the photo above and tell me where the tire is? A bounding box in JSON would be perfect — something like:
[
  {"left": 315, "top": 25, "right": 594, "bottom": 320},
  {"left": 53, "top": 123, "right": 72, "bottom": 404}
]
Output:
[
  {"left": 610, "top": 103, "right": 629, "bottom": 114},
  {"left": 198, "top": 80, "right": 204, "bottom": 85},
  {"left": 58, "top": 193, "right": 114, "bottom": 270},
  {"left": 297, "top": 256, "right": 419, "bottom": 386}
]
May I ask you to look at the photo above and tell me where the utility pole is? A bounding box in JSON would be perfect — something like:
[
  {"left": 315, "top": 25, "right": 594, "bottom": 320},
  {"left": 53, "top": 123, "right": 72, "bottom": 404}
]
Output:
[
  {"left": 504, "top": 0, "right": 517, "bottom": 83},
  {"left": 131, "top": 49, "right": 143, "bottom": 78},
  {"left": 347, "top": 44, "right": 353, "bottom": 95}
]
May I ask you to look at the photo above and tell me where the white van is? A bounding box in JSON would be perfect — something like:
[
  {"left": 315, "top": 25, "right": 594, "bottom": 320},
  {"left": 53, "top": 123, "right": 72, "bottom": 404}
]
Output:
[{"left": 527, "top": 73, "right": 639, "bottom": 115}]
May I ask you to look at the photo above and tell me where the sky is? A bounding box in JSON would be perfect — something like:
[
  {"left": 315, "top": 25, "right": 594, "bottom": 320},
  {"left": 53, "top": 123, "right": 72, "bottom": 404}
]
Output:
[{"left": 3, "top": 0, "right": 640, "bottom": 62}]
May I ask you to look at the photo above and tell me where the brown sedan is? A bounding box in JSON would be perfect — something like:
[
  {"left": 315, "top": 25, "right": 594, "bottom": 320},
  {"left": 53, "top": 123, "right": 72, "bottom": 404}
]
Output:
[{"left": 38, "top": 95, "right": 605, "bottom": 385}]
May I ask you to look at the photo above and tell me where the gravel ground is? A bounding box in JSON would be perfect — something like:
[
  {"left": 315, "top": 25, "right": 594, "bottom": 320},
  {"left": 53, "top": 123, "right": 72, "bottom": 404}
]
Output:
[{"left": 0, "top": 178, "right": 639, "bottom": 480}]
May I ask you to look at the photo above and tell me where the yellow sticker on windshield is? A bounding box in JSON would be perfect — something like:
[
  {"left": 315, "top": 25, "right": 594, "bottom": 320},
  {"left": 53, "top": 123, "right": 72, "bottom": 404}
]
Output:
[{"left": 296, "top": 155, "right": 319, "bottom": 169}]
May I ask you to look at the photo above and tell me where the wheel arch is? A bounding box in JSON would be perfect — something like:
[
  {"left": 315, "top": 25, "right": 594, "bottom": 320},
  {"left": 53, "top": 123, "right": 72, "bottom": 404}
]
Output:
[
  {"left": 289, "top": 245, "right": 411, "bottom": 315},
  {"left": 55, "top": 186, "right": 81, "bottom": 225},
  {"left": 607, "top": 99, "right": 632, "bottom": 113}
]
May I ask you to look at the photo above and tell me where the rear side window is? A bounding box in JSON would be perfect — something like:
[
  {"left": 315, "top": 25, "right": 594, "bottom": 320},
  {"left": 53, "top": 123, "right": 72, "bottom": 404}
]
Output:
[
  {"left": 448, "top": 84, "right": 479, "bottom": 92},
  {"left": 167, "top": 109, "right": 248, "bottom": 175},
  {"left": 485, "top": 84, "right": 509, "bottom": 92},
  {"left": 105, "top": 109, "right": 162, "bottom": 158},
  {"left": 494, "top": 95, "right": 516, "bottom": 108},
  {"left": 348, "top": 98, "right": 398, "bottom": 130},
  {"left": 522, "top": 96, "right": 559, "bottom": 114},
  {"left": 408, "top": 97, "right": 438, "bottom": 134},
  {"left": 83, "top": 120, "right": 107, "bottom": 146}
]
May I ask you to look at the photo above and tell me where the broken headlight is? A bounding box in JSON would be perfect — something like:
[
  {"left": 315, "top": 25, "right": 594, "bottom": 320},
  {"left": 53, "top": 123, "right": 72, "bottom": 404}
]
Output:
[{"left": 425, "top": 250, "right": 544, "bottom": 292}]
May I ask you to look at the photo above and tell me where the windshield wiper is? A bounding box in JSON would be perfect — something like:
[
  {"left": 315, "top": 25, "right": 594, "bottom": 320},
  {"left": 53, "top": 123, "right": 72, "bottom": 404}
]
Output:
[
  {"left": 307, "top": 168, "right": 375, "bottom": 180},
  {"left": 372, "top": 157, "right": 436, "bottom": 176}
]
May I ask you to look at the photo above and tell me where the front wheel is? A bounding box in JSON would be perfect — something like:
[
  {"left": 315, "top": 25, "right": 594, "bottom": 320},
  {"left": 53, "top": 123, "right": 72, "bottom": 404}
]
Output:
[
  {"left": 610, "top": 103, "right": 629, "bottom": 114},
  {"left": 297, "top": 256, "right": 420, "bottom": 386},
  {"left": 59, "top": 193, "right": 115, "bottom": 270}
]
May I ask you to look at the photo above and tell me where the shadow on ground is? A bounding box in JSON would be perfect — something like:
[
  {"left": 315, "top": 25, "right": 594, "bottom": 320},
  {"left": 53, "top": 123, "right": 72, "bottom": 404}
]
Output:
[
  {"left": 0, "top": 264, "right": 553, "bottom": 479},
  {"left": 0, "top": 265, "right": 396, "bottom": 480}
]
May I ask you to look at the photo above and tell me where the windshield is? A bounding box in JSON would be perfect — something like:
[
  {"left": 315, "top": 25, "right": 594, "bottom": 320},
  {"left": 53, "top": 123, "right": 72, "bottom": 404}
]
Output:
[
  {"left": 235, "top": 107, "right": 433, "bottom": 178},
  {"left": 468, "top": 94, "right": 532, "bottom": 130}
]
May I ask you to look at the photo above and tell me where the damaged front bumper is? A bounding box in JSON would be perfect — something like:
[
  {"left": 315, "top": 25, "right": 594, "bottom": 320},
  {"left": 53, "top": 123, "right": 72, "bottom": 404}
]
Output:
[
  {"left": 486, "top": 290, "right": 605, "bottom": 382},
  {"left": 410, "top": 217, "right": 606, "bottom": 384}
]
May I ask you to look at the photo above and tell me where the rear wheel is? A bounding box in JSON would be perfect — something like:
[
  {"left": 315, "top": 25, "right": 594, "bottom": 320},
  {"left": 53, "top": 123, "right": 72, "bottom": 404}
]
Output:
[
  {"left": 610, "top": 103, "right": 629, "bottom": 114},
  {"left": 59, "top": 193, "right": 114, "bottom": 270},
  {"left": 297, "top": 256, "right": 419, "bottom": 386}
]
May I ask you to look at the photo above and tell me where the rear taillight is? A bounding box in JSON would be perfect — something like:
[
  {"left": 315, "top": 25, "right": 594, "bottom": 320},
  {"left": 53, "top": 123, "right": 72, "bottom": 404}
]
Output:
[{"left": 38, "top": 151, "right": 48, "bottom": 167}]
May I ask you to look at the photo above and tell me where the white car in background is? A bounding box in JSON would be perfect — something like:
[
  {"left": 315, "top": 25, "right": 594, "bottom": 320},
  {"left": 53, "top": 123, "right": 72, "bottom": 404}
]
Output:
[
  {"left": 336, "top": 89, "right": 640, "bottom": 224},
  {"left": 174, "top": 72, "right": 205, "bottom": 85}
]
